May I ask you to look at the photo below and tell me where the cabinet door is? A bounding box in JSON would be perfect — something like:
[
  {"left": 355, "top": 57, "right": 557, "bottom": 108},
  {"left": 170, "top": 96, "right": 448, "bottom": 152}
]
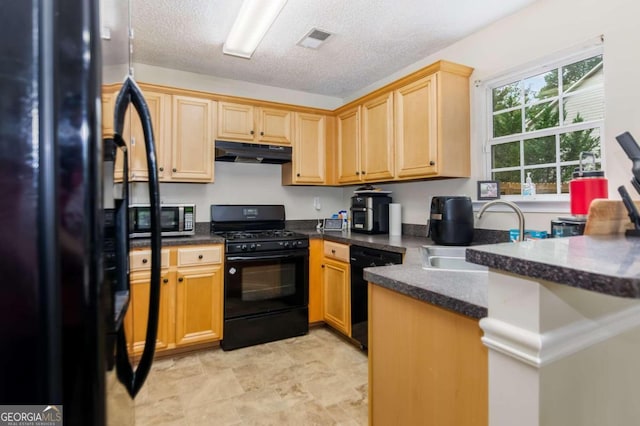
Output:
[
  {"left": 217, "top": 102, "right": 255, "bottom": 142},
  {"left": 337, "top": 107, "right": 361, "bottom": 184},
  {"left": 129, "top": 271, "right": 172, "bottom": 355},
  {"left": 175, "top": 266, "right": 223, "bottom": 346},
  {"left": 293, "top": 112, "right": 326, "bottom": 183},
  {"left": 394, "top": 74, "right": 438, "bottom": 178},
  {"left": 308, "top": 239, "right": 323, "bottom": 323},
  {"left": 362, "top": 92, "right": 394, "bottom": 181},
  {"left": 129, "top": 90, "right": 171, "bottom": 181},
  {"left": 257, "top": 107, "right": 292, "bottom": 145},
  {"left": 171, "top": 96, "right": 214, "bottom": 182},
  {"left": 102, "top": 90, "right": 116, "bottom": 138},
  {"left": 322, "top": 258, "right": 351, "bottom": 336}
]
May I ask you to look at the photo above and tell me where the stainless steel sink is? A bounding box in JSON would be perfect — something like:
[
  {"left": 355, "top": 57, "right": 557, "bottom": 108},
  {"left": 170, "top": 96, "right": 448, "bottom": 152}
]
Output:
[{"left": 421, "top": 245, "right": 488, "bottom": 272}]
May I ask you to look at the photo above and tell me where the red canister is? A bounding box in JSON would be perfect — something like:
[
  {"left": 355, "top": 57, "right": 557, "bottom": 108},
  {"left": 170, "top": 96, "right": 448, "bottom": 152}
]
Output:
[{"left": 569, "top": 152, "right": 608, "bottom": 216}]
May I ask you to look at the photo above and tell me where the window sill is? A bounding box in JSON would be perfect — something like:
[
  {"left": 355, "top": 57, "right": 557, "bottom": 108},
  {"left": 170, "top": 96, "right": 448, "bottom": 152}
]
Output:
[{"left": 472, "top": 195, "right": 570, "bottom": 214}]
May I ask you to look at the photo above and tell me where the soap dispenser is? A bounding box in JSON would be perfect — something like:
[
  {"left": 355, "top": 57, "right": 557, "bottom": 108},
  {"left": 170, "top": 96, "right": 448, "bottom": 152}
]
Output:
[{"left": 523, "top": 172, "right": 536, "bottom": 197}]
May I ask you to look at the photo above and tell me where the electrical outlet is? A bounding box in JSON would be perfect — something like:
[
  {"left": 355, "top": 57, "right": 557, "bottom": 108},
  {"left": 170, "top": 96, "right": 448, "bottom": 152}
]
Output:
[{"left": 313, "top": 197, "right": 321, "bottom": 211}]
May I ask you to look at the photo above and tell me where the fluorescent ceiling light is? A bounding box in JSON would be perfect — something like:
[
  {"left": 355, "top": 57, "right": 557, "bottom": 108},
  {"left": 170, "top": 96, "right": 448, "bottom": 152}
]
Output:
[{"left": 223, "top": 0, "right": 288, "bottom": 59}]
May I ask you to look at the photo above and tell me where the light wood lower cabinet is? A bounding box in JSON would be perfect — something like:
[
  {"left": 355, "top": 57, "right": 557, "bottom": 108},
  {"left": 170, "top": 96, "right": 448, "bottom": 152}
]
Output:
[
  {"left": 369, "top": 284, "right": 488, "bottom": 426},
  {"left": 125, "top": 244, "right": 223, "bottom": 356},
  {"left": 322, "top": 241, "right": 351, "bottom": 336},
  {"left": 175, "top": 265, "right": 223, "bottom": 346},
  {"left": 308, "top": 239, "right": 324, "bottom": 323}
]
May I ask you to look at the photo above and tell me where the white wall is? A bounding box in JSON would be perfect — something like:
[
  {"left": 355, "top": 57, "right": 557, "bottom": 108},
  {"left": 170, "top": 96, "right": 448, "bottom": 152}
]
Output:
[
  {"left": 342, "top": 0, "right": 640, "bottom": 231},
  {"left": 131, "top": 162, "right": 347, "bottom": 223}
]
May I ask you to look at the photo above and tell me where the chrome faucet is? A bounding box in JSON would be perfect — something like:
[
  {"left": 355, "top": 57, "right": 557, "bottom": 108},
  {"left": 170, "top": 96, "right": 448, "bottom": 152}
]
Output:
[{"left": 477, "top": 200, "right": 526, "bottom": 242}]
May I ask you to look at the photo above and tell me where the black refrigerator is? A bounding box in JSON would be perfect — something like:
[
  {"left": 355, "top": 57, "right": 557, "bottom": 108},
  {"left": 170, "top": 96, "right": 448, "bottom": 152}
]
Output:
[{"left": 0, "top": 1, "right": 162, "bottom": 424}]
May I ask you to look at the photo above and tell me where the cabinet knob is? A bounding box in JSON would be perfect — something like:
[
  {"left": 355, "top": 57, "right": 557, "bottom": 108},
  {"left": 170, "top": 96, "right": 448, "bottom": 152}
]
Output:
[
  {"left": 429, "top": 161, "right": 435, "bottom": 166},
  {"left": 159, "top": 167, "right": 164, "bottom": 172},
  {"left": 331, "top": 249, "right": 336, "bottom": 254},
  {"left": 142, "top": 258, "right": 148, "bottom": 264},
  {"left": 362, "top": 171, "right": 366, "bottom": 175},
  {"left": 355, "top": 171, "right": 360, "bottom": 175},
  {"left": 172, "top": 168, "right": 177, "bottom": 172},
  {"left": 178, "top": 277, "right": 184, "bottom": 282},
  {"left": 321, "top": 264, "right": 325, "bottom": 268},
  {"left": 260, "top": 131, "right": 264, "bottom": 136},
  {"left": 198, "top": 254, "right": 203, "bottom": 259},
  {"left": 163, "top": 278, "right": 168, "bottom": 284},
  {"left": 250, "top": 130, "right": 255, "bottom": 135},
  {"left": 296, "top": 173, "right": 300, "bottom": 177}
]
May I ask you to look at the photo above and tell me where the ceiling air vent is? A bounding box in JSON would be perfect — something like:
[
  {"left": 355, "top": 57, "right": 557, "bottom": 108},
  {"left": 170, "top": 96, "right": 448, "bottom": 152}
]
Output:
[{"left": 297, "top": 28, "right": 332, "bottom": 49}]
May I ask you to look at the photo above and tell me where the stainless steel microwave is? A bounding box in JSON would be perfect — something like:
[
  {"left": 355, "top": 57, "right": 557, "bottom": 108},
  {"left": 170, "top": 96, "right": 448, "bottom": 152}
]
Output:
[{"left": 129, "top": 203, "right": 196, "bottom": 238}]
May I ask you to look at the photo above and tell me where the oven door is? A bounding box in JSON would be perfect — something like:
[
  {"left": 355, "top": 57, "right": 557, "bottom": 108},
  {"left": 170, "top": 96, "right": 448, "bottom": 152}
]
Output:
[{"left": 224, "top": 248, "right": 309, "bottom": 319}]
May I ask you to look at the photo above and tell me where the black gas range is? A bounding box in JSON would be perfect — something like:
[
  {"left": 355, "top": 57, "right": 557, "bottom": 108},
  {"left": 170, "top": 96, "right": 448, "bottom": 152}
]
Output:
[
  {"left": 216, "top": 229, "right": 309, "bottom": 253},
  {"left": 210, "top": 205, "right": 309, "bottom": 351}
]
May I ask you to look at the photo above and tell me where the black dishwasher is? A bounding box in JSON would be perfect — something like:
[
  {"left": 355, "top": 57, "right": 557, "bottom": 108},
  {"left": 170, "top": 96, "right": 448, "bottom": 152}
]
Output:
[{"left": 350, "top": 245, "right": 403, "bottom": 350}]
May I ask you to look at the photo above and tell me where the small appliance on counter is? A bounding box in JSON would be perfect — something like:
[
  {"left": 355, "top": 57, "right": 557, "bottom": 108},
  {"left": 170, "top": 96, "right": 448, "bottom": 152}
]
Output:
[
  {"left": 428, "top": 196, "right": 474, "bottom": 245},
  {"left": 350, "top": 192, "right": 392, "bottom": 234},
  {"left": 551, "top": 217, "right": 586, "bottom": 238},
  {"left": 569, "top": 152, "right": 608, "bottom": 217}
]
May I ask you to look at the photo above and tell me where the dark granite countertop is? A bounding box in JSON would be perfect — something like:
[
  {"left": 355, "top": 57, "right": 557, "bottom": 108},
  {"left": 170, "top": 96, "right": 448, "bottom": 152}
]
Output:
[
  {"left": 363, "top": 248, "right": 488, "bottom": 319},
  {"left": 466, "top": 235, "right": 640, "bottom": 299},
  {"left": 130, "top": 229, "right": 225, "bottom": 249},
  {"left": 297, "top": 229, "right": 432, "bottom": 254}
]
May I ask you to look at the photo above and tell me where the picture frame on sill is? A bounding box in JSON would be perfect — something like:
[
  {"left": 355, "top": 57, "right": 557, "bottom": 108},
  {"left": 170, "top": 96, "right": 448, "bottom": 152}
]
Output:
[{"left": 477, "top": 180, "right": 500, "bottom": 200}]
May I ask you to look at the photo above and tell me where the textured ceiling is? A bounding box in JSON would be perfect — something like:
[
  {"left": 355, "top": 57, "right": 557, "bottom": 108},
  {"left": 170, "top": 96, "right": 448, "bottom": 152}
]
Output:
[{"left": 125, "top": 0, "right": 537, "bottom": 98}]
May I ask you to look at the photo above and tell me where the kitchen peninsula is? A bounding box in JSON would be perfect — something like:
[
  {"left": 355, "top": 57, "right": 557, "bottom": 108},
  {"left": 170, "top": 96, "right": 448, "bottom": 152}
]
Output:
[{"left": 466, "top": 235, "right": 640, "bottom": 426}]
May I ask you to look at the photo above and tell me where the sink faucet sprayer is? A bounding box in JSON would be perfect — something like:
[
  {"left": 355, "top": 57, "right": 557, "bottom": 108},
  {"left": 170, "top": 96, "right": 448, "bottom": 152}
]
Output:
[{"left": 476, "top": 200, "right": 526, "bottom": 242}]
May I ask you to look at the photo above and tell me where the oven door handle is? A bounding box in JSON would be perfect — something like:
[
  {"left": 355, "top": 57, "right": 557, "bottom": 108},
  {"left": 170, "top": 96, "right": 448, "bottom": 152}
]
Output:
[{"left": 227, "top": 253, "right": 305, "bottom": 261}]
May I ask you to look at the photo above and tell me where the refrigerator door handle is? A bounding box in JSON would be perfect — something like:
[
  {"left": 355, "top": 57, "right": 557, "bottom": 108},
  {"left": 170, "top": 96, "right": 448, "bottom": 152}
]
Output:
[{"left": 113, "top": 76, "right": 162, "bottom": 398}]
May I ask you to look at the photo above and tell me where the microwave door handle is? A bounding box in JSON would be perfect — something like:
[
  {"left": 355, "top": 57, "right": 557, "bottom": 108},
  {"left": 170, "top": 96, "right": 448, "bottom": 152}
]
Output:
[{"left": 114, "top": 76, "right": 162, "bottom": 398}]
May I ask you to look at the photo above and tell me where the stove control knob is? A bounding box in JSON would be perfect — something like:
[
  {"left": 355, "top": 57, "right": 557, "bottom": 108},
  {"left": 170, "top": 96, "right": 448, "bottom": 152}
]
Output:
[
  {"left": 241, "top": 244, "right": 248, "bottom": 251},
  {"left": 284, "top": 241, "right": 290, "bottom": 248},
  {"left": 249, "top": 244, "right": 256, "bottom": 251}
]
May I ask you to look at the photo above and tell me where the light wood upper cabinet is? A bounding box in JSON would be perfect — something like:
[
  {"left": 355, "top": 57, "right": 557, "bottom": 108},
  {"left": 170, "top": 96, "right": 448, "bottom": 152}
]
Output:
[
  {"left": 337, "top": 93, "right": 394, "bottom": 184},
  {"left": 217, "top": 101, "right": 293, "bottom": 145},
  {"left": 394, "top": 67, "right": 471, "bottom": 179},
  {"left": 217, "top": 102, "right": 254, "bottom": 142},
  {"left": 104, "top": 85, "right": 215, "bottom": 183},
  {"left": 337, "top": 107, "right": 361, "bottom": 184},
  {"left": 171, "top": 95, "right": 215, "bottom": 182},
  {"left": 129, "top": 90, "right": 171, "bottom": 181},
  {"left": 257, "top": 107, "right": 292, "bottom": 145},
  {"left": 282, "top": 112, "right": 326, "bottom": 184},
  {"left": 361, "top": 92, "right": 395, "bottom": 181},
  {"left": 394, "top": 74, "right": 438, "bottom": 178},
  {"left": 101, "top": 89, "right": 116, "bottom": 138}
]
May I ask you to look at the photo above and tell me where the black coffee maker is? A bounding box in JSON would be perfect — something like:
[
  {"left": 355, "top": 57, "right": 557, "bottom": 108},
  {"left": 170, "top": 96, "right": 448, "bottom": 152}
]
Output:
[{"left": 428, "top": 196, "right": 474, "bottom": 245}]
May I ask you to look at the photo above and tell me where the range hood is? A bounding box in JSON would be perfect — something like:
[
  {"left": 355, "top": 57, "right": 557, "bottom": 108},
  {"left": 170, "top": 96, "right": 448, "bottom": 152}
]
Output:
[{"left": 215, "top": 141, "right": 292, "bottom": 164}]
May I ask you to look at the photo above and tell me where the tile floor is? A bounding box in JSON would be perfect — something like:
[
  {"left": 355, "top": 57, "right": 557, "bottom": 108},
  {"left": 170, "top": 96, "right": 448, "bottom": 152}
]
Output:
[{"left": 135, "top": 326, "right": 368, "bottom": 425}]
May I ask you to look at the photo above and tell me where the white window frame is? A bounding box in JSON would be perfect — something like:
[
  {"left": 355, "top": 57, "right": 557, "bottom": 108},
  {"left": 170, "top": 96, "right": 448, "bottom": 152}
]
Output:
[{"left": 480, "top": 42, "right": 604, "bottom": 207}]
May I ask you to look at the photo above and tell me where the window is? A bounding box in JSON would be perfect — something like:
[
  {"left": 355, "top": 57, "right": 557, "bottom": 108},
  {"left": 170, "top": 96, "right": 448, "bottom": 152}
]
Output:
[{"left": 486, "top": 49, "right": 604, "bottom": 197}]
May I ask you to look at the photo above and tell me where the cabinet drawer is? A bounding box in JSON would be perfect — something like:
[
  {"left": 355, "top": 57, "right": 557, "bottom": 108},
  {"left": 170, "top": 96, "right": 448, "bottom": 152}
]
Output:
[
  {"left": 177, "top": 245, "right": 222, "bottom": 267},
  {"left": 130, "top": 249, "right": 170, "bottom": 272},
  {"left": 324, "top": 241, "right": 350, "bottom": 262}
]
